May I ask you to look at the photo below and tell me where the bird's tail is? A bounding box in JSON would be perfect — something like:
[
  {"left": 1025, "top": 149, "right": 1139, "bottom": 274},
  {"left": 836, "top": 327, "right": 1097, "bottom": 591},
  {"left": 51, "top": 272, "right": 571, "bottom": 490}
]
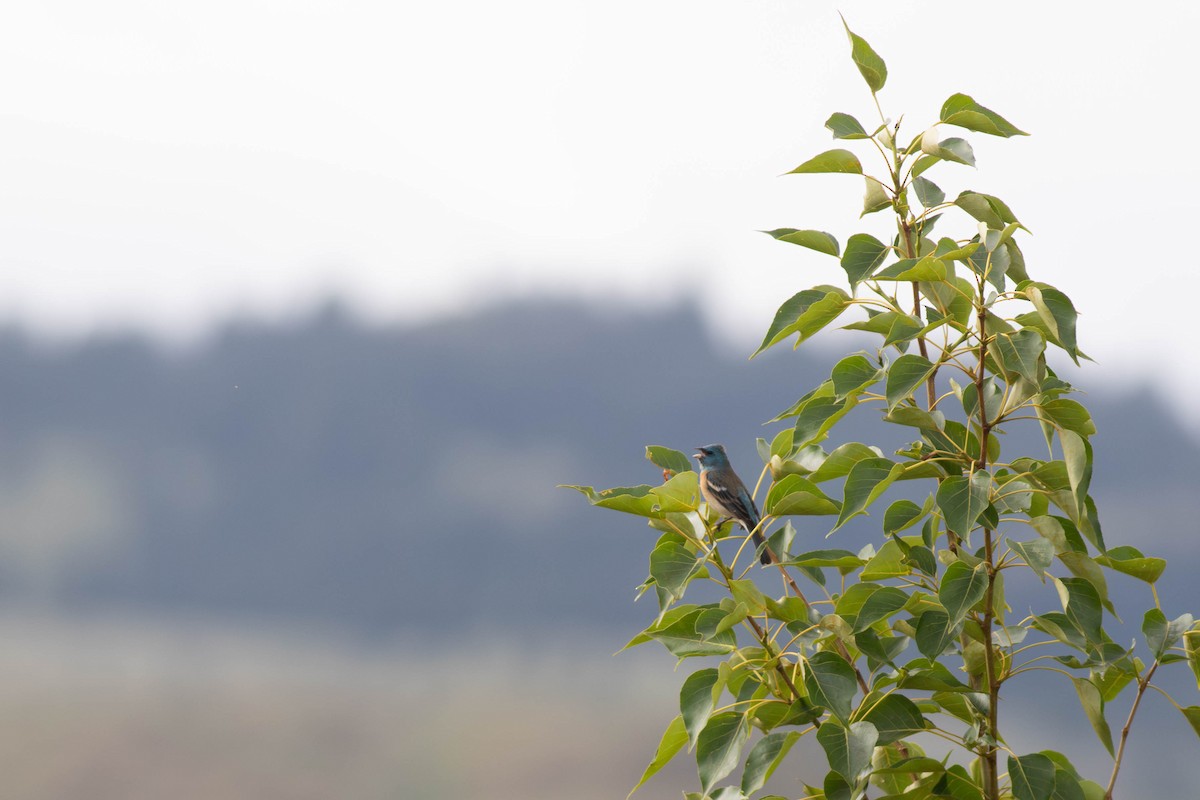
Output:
[{"left": 751, "top": 530, "right": 772, "bottom": 566}]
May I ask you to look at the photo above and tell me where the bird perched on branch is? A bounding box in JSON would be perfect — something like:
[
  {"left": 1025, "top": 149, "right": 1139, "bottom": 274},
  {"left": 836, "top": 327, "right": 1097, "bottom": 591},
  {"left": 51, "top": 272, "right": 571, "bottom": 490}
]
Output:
[{"left": 693, "top": 444, "right": 771, "bottom": 565}]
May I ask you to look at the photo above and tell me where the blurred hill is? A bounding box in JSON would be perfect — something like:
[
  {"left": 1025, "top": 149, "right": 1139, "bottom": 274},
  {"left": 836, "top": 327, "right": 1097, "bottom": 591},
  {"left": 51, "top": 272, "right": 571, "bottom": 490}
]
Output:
[
  {"left": 0, "top": 298, "right": 1197, "bottom": 634},
  {"left": 0, "top": 298, "right": 1197, "bottom": 798}
]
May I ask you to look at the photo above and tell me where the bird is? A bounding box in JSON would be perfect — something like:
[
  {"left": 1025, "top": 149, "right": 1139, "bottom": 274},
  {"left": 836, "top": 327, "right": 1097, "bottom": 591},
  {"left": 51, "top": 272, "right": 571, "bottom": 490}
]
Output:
[{"left": 693, "top": 444, "right": 772, "bottom": 565}]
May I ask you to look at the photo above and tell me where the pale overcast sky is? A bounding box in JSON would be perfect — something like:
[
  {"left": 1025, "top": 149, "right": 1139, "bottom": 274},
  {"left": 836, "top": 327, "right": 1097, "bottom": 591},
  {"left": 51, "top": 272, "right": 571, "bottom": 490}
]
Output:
[{"left": 1, "top": 2, "right": 1197, "bottom": 413}]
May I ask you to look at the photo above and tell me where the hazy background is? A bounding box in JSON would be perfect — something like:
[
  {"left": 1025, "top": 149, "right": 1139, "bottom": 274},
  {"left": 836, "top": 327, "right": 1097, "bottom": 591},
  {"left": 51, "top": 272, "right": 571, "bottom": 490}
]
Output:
[{"left": 1, "top": 1, "right": 1198, "bottom": 798}]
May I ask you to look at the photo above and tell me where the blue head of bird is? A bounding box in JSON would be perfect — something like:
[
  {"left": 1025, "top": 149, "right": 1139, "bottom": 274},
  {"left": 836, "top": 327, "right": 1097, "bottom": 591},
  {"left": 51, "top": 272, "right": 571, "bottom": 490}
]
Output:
[{"left": 693, "top": 444, "right": 730, "bottom": 471}]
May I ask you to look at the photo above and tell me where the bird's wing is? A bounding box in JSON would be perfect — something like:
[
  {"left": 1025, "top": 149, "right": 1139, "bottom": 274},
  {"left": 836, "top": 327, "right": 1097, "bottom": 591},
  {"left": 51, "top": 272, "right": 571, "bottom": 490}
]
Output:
[{"left": 705, "top": 473, "right": 761, "bottom": 530}]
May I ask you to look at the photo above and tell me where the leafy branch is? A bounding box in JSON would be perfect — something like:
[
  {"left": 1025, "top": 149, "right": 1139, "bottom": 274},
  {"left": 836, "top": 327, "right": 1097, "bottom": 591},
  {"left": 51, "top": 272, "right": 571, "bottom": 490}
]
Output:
[{"left": 567, "top": 17, "right": 1200, "bottom": 800}]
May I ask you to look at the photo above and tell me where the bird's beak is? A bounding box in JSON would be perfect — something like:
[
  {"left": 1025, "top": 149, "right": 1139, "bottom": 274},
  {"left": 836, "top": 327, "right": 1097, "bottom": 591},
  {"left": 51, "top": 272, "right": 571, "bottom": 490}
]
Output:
[{"left": 692, "top": 449, "right": 703, "bottom": 460}]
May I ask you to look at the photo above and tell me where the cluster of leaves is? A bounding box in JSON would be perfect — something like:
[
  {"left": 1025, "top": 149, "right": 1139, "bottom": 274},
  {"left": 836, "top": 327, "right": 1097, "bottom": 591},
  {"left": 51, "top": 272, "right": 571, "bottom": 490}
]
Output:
[{"left": 568, "top": 19, "right": 1200, "bottom": 800}]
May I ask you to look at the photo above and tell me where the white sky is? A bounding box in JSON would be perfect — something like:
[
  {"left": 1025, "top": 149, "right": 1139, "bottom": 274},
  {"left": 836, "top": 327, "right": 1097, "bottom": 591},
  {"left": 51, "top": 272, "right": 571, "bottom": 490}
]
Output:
[{"left": 1, "top": 2, "right": 1197, "bottom": 415}]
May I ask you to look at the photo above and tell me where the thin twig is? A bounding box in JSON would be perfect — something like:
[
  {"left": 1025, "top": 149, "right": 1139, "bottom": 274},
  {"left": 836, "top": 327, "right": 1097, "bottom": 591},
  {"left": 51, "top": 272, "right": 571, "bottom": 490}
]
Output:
[{"left": 1105, "top": 659, "right": 1160, "bottom": 800}]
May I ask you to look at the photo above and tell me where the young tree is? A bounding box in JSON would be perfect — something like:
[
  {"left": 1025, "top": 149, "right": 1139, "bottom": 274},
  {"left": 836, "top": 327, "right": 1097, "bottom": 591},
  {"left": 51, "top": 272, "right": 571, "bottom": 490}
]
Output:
[{"left": 568, "top": 18, "right": 1200, "bottom": 800}]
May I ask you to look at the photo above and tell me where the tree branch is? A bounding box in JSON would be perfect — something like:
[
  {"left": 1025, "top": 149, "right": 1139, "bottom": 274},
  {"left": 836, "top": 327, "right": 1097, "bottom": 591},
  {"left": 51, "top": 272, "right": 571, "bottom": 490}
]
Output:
[{"left": 1104, "top": 660, "right": 1160, "bottom": 800}]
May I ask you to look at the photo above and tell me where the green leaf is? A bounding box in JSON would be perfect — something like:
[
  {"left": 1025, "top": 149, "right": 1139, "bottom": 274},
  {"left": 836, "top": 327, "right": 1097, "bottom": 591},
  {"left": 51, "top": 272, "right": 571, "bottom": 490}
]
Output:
[
  {"left": 628, "top": 714, "right": 688, "bottom": 798},
  {"left": 935, "top": 236, "right": 979, "bottom": 262},
  {"left": 1056, "top": 553, "right": 1111, "bottom": 614},
  {"left": 1059, "top": 429, "right": 1092, "bottom": 526},
  {"left": 645, "top": 445, "right": 693, "bottom": 476},
  {"left": 913, "top": 176, "right": 945, "bottom": 208},
  {"left": 1010, "top": 538, "right": 1054, "bottom": 581},
  {"left": 649, "top": 542, "right": 703, "bottom": 603},
  {"left": 787, "top": 149, "right": 863, "bottom": 175},
  {"left": 1009, "top": 753, "right": 1056, "bottom": 800},
  {"left": 886, "top": 354, "right": 936, "bottom": 410},
  {"left": 1039, "top": 399, "right": 1096, "bottom": 438},
  {"left": 875, "top": 255, "right": 947, "bottom": 282},
  {"left": 885, "top": 405, "right": 945, "bottom": 432},
  {"left": 855, "top": 628, "right": 908, "bottom": 669},
  {"left": 883, "top": 312, "right": 934, "bottom": 348},
  {"left": 936, "top": 472, "right": 991, "bottom": 538},
  {"left": 834, "top": 582, "right": 880, "bottom": 621},
  {"left": 862, "top": 176, "right": 891, "bottom": 216},
  {"left": 622, "top": 604, "right": 696, "bottom": 651},
  {"left": 842, "top": 310, "right": 924, "bottom": 346},
  {"left": 831, "top": 354, "right": 883, "bottom": 397},
  {"left": 565, "top": 473, "right": 699, "bottom": 518},
  {"left": 856, "top": 692, "right": 927, "bottom": 744},
  {"left": 943, "top": 765, "right": 987, "bottom": 800},
  {"left": 835, "top": 457, "right": 900, "bottom": 530},
  {"left": 696, "top": 712, "right": 750, "bottom": 795},
  {"left": 931, "top": 690, "right": 980, "bottom": 724},
  {"left": 700, "top": 791, "right": 744, "bottom": 800},
  {"left": 1059, "top": 577, "right": 1103, "bottom": 645},
  {"left": 1031, "top": 612, "right": 1086, "bottom": 651},
  {"left": 649, "top": 609, "right": 738, "bottom": 658},
  {"left": 1027, "top": 510, "right": 1075, "bottom": 554},
  {"left": 697, "top": 608, "right": 742, "bottom": 641},
  {"left": 994, "top": 476, "right": 1032, "bottom": 514},
  {"left": 680, "top": 668, "right": 720, "bottom": 747},
  {"left": 793, "top": 396, "right": 855, "bottom": 449},
  {"left": 1095, "top": 546, "right": 1166, "bottom": 584},
  {"left": 923, "top": 136, "right": 976, "bottom": 167},
  {"left": 650, "top": 472, "right": 703, "bottom": 515},
  {"left": 565, "top": 483, "right": 658, "bottom": 516},
  {"left": 840, "top": 16, "right": 887, "bottom": 93},
  {"left": 1081, "top": 496, "right": 1105, "bottom": 554},
  {"left": 1181, "top": 707, "right": 1200, "bottom": 739},
  {"left": 763, "top": 227, "right": 841, "bottom": 256},
  {"left": 756, "top": 287, "right": 851, "bottom": 355},
  {"left": 785, "top": 548, "right": 864, "bottom": 572},
  {"left": 728, "top": 579, "right": 768, "bottom": 615},
  {"left": 1024, "top": 283, "right": 1080, "bottom": 361},
  {"left": 940, "top": 93, "right": 1028, "bottom": 138},
  {"left": 872, "top": 754, "right": 944, "bottom": 777},
  {"left": 823, "top": 770, "right": 851, "bottom": 800},
  {"left": 939, "top": 561, "right": 989, "bottom": 626},
  {"left": 817, "top": 719, "right": 879, "bottom": 784},
  {"left": 765, "top": 474, "right": 841, "bottom": 516},
  {"left": 974, "top": 230, "right": 1009, "bottom": 290},
  {"left": 1006, "top": 237, "right": 1030, "bottom": 283},
  {"left": 1185, "top": 627, "right": 1200, "bottom": 689},
  {"left": 961, "top": 376, "right": 1003, "bottom": 425},
  {"left": 809, "top": 442, "right": 884, "bottom": 482},
  {"left": 1071, "top": 678, "right": 1114, "bottom": 757},
  {"left": 920, "top": 273, "right": 973, "bottom": 325},
  {"left": 905, "top": 544, "right": 938, "bottom": 577},
  {"left": 861, "top": 539, "right": 911, "bottom": 581},
  {"left": 884, "top": 499, "right": 926, "bottom": 534},
  {"left": 1051, "top": 768, "right": 1087, "bottom": 800},
  {"left": 897, "top": 660, "right": 971, "bottom": 693},
  {"left": 853, "top": 586, "right": 909, "bottom": 633},
  {"left": 915, "top": 609, "right": 957, "bottom": 659},
  {"left": 955, "top": 191, "right": 1020, "bottom": 229},
  {"left": 1143, "top": 608, "right": 1194, "bottom": 657},
  {"left": 825, "top": 112, "right": 868, "bottom": 140},
  {"left": 713, "top": 603, "right": 749, "bottom": 637},
  {"left": 840, "top": 233, "right": 889, "bottom": 287},
  {"left": 804, "top": 651, "right": 859, "bottom": 722},
  {"left": 741, "top": 731, "right": 801, "bottom": 795},
  {"left": 993, "top": 329, "right": 1045, "bottom": 384}
]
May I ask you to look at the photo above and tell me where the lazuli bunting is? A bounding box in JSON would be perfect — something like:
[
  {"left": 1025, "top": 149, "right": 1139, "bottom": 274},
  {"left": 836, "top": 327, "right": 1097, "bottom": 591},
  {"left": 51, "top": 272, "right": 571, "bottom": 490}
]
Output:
[{"left": 693, "top": 444, "right": 771, "bottom": 565}]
